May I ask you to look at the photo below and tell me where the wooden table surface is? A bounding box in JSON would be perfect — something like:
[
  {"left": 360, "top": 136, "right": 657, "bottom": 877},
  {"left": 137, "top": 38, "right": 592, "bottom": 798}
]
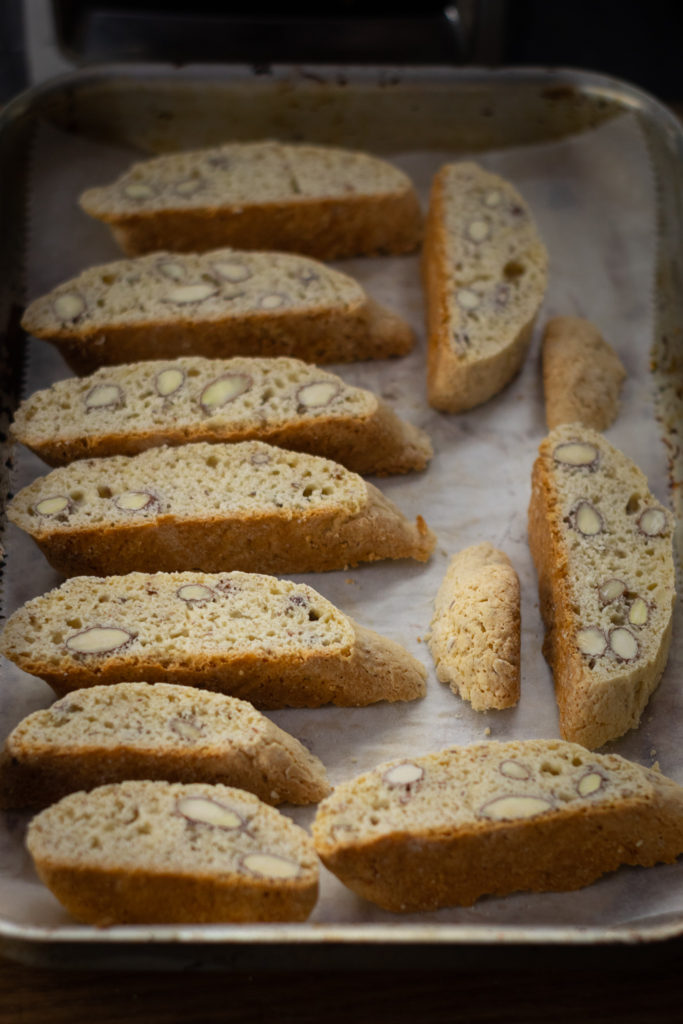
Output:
[{"left": 2, "top": 953, "right": 683, "bottom": 1023}]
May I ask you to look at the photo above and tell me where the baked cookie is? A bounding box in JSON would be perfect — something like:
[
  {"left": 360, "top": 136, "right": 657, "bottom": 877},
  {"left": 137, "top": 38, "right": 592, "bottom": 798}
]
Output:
[
  {"left": 21, "top": 249, "right": 414, "bottom": 375},
  {"left": 27, "top": 780, "right": 319, "bottom": 924},
  {"left": 0, "top": 570, "right": 427, "bottom": 706},
  {"left": 11, "top": 355, "right": 432, "bottom": 475},
  {"left": 0, "top": 682, "right": 330, "bottom": 809},
  {"left": 528, "top": 424, "right": 676, "bottom": 748},
  {"left": 542, "top": 316, "right": 626, "bottom": 430},
  {"left": 312, "top": 739, "right": 683, "bottom": 911},
  {"left": 79, "top": 142, "right": 422, "bottom": 259},
  {"left": 422, "top": 161, "right": 548, "bottom": 413},
  {"left": 7, "top": 440, "right": 436, "bottom": 576},
  {"left": 429, "top": 543, "right": 520, "bottom": 710}
]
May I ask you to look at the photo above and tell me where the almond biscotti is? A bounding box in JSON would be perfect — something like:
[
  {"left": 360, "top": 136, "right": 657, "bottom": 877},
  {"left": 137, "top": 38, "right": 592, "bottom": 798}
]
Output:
[
  {"left": 27, "top": 780, "right": 319, "bottom": 924},
  {"left": 7, "top": 440, "right": 435, "bottom": 577},
  {"left": 0, "top": 571, "right": 427, "bottom": 706},
  {"left": 312, "top": 739, "right": 683, "bottom": 912},
  {"left": 11, "top": 355, "right": 432, "bottom": 475},
  {"left": 542, "top": 316, "right": 626, "bottom": 430},
  {"left": 528, "top": 424, "right": 676, "bottom": 748},
  {"left": 79, "top": 141, "right": 422, "bottom": 260},
  {"left": 0, "top": 682, "right": 330, "bottom": 810},
  {"left": 20, "top": 249, "right": 414, "bottom": 375},
  {"left": 422, "top": 161, "right": 548, "bottom": 413},
  {"left": 429, "top": 543, "right": 520, "bottom": 710}
]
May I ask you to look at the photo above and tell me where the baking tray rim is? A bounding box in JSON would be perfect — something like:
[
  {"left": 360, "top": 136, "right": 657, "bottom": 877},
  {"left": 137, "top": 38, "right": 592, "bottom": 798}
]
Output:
[{"left": 1, "top": 59, "right": 683, "bottom": 959}]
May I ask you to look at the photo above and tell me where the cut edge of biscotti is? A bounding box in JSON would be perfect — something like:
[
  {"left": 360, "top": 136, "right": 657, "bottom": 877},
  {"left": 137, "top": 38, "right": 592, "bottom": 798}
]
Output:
[
  {"left": 10, "top": 355, "right": 433, "bottom": 476},
  {"left": 26, "top": 779, "right": 320, "bottom": 924},
  {"left": 0, "top": 681, "right": 331, "bottom": 810},
  {"left": 7, "top": 440, "right": 436, "bottom": 576},
  {"left": 429, "top": 542, "right": 521, "bottom": 711},
  {"left": 312, "top": 738, "right": 683, "bottom": 912},
  {"left": 528, "top": 423, "right": 676, "bottom": 749},
  {"left": 78, "top": 141, "right": 423, "bottom": 260},
  {"left": 20, "top": 249, "right": 414, "bottom": 371},
  {"left": 423, "top": 161, "right": 548, "bottom": 413},
  {"left": 0, "top": 570, "right": 428, "bottom": 707}
]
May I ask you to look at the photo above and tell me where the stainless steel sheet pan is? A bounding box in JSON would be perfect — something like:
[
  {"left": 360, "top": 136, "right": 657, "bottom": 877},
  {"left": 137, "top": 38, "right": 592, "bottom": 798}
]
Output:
[{"left": 1, "top": 63, "right": 683, "bottom": 969}]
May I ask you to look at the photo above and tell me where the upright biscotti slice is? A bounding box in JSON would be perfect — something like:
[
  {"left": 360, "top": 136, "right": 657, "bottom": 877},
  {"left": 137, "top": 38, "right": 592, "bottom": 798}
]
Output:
[
  {"left": 423, "top": 161, "right": 548, "bottom": 413},
  {"left": 20, "top": 249, "right": 414, "bottom": 375},
  {"left": 312, "top": 739, "right": 683, "bottom": 912},
  {"left": 7, "top": 440, "right": 435, "bottom": 577},
  {"left": 0, "top": 682, "right": 330, "bottom": 810},
  {"left": 429, "top": 543, "right": 520, "bottom": 710},
  {"left": 11, "top": 355, "right": 432, "bottom": 475},
  {"left": 79, "top": 141, "right": 422, "bottom": 259},
  {"left": 528, "top": 424, "right": 676, "bottom": 748},
  {"left": 542, "top": 316, "right": 627, "bottom": 430},
  {"left": 27, "top": 780, "right": 319, "bottom": 924},
  {"left": 0, "top": 571, "right": 427, "bottom": 706}
]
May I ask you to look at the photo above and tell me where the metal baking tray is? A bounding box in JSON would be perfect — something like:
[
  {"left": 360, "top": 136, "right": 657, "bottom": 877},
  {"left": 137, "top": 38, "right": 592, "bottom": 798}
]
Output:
[{"left": 1, "top": 63, "right": 683, "bottom": 970}]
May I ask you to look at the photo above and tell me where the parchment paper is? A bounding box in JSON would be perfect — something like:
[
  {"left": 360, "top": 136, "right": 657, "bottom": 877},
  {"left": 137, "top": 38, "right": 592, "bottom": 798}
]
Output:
[{"left": 2, "top": 111, "right": 683, "bottom": 936}]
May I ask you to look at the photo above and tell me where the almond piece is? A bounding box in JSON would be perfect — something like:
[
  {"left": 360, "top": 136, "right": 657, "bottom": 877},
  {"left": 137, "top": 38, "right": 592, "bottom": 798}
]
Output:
[
  {"left": 34, "top": 495, "right": 71, "bottom": 517},
  {"left": 576, "top": 627, "right": 607, "bottom": 658},
  {"left": 174, "top": 178, "right": 202, "bottom": 196},
  {"left": 479, "top": 795, "right": 553, "bottom": 821},
  {"left": 467, "top": 219, "right": 490, "bottom": 243},
  {"left": 456, "top": 288, "right": 480, "bottom": 311},
  {"left": 498, "top": 760, "right": 532, "bottom": 781},
  {"left": 259, "top": 292, "right": 287, "bottom": 310},
  {"left": 54, "top": 293, "right": 85, "bottom": 321},
  {"left": 383, "top": 763, "right": 424, "bottom": 787},
  {"left": 200, "top": 373, "right": 252, "bottom": 411},
  {"left": 158, "top": 262, "right": 186, "bottom": 282},
  {"left": 598, "top": 578, "right": 626, "bottom": 604},
  {"left": 122, "top": 182, "right": 156, "bottom": 200},
  {"left": 571, "top": 501, "right": 603, "bottom": 536},
  {"left": 65, "top": 626, "right": 135, "bottom": 655},
  {"left": 115, "top": 490, "right": 158, "bottom": 512},
  {"left": 169, "top": 717, "right": 204, "bottom": 741},
  {"left": 176, "top": 583, "right": 215, "bottom": 603},
  {"left": 553, "top": 442, "right": 599, "bottom": 468},
  {"left": 629, "top": 597, "right": 649, "bottom": 626},
  {"left": 241, "top": 852, "right": 300, "bottom": 879},
  {"left": 85, "top": 384, "right": 124, "bottom": 411},
  {"left": 609, "top": 627, "right": 639, "bottom": 661},
  {"left": 156, "top": 367, "right": 185, "bottom": 397},
  {"left": 176, "top": 796, "right": 243, "bottom": 830},
  {"left": 296, "top": 381, "right": 341, "bottom": 409},
  {"left": 166, "top": 283, "right": 217, "bottom": 304},
  {"left": 638, "top": 507, "right": 668, "bottom": 536},
  {"left": 212, "top": 260, "right": 252, "bottom": 283},
  {"left": 577, "top": 771, "right": 605, "bottom": 797}
]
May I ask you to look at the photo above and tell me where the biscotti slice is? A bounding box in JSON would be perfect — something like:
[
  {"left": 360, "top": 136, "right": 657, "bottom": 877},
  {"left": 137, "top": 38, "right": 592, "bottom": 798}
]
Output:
[
  {"left": 7, "top": 440, "right": 435, "bottom": 577},
  {"left": 79, "top": 141, "right": 422, "bottom": 259},
  {"left": 542, "top": 316, "right": 627, "bottom": 430},
  {"left": 27, "top": 780, "right": 319, "bottom": 924},
  {"left": 11, "top": 355, "right": 432, "bottom": 475},
  {"left": 422, "top": 161, "right": 548, "bottom": 413},
  {"left": 312, "top": 739, "right": 683, "bottom": 912},
  {"left": 429, "top": 543, "right": 520, "bottom": 710},
  {"left": 20, "top": 249, "right": 414, "bottom": 375},
  {"left": 0, "top": 571, "right": 427, "bottom": 706},
  {"left": 0, "top": 682, "right": 330, "bottom": 810},
  {"left": 528, "top": 424, "right": 676, "bottom": 748}
]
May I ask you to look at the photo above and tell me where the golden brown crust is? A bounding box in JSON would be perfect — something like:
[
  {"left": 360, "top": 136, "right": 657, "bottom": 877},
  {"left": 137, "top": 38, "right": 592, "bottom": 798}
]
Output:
[{"left": 542, "top": 316, "right": 626, "bottom": 430}]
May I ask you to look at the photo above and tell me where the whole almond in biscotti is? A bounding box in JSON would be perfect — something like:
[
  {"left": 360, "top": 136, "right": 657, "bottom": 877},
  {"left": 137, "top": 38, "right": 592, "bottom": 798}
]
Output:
[
  {"left": 542, "top": 316, "right": 626, "bottom": 430},
  {"left": 10, "top": 355, "right": 432, "bottom": 476},
  {"left": 20, "top": 248, "right": 414, "bottom": 375},
  {"left": 0, "top": 570, "right": 427, "bottom": 707},
  {"left": 528, "top": 424, "right": 676, "bottom": 748},
  {"left": 312, "top": 739, "right": 683, "bottom": 912},
  {"left": 78, "top": 141, "right": 422, "bottom": 260},
  {"left": 7, "top": 440, "right": 435, "bottom": 577},
  {"left": 422, "top": 161, "right": 548, "bottom": 413},
  {"left": 429, "top": 543, "right": 520, "bottom": 710},
  {"left": 0, "top": 682, "right": 330, "bottom": 810},
  {"left": 26, "top": 780, "right": 319, "bottom": 924}
]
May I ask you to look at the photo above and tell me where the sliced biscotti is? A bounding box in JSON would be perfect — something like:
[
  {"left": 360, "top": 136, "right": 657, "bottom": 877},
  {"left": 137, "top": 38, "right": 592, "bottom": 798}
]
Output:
[
  {"left": 20, "top": 249, "right": 414, "bottom": 375},
  {"left": 7, "top": 440, "right": 435, "bottom": 577},
  {"left": 11, "top": 355, "right": 432, "bottom": 475},
  {"left": 0, "top": 682, "right": 330, "bottom": 810},
  {"left": 422, "top": 161, "right": 548, "bottom": 413},
  {"left": 429, "top": 543, "right": 520, "bottom": 710},
  {"left": 528, "top": 424, "right": 676, "bottom": 748},
  {"left": 79, "top": 141, "right": 422, "bottom": 260},
  {"left": 312, "top": 739, "right": 683, "bottom": 912},
  {"left": 542, "top": 316, "right": 627, "bottom": 430},
  {"left": 27, "top": 780, "right": 319, "bottom": 924},
  {"left": 0, "top": 570, "right": 427, "bottom": 706}
]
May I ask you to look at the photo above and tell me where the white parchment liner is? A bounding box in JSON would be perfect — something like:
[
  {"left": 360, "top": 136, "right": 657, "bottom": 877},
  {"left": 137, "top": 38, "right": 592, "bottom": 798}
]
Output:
[{"left": 2, "top": 111, "right": 682, "bottom": 937}]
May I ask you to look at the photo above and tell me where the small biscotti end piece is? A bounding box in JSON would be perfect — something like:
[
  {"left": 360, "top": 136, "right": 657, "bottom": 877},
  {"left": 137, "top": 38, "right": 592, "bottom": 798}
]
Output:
[
  {"left": 27, "top": 780, "right": 319, "bottom": 924},
  {"left": 312, "top": 739, "right": 683, "bottom": 912},
  {"left": 429, "top": 543, "right": 520, "bottom": 710},
  {"left": 0, "top": 682, "right": 330, "bottom": 809},
  {"left": 423, "top": 161, "right": 548, "bottom": 413},
  {"left": 79, "top": 142, "right": 422, "bottom": 259},
  {"left": 542, "top": 316, "right": 627, "bottom": 430},
  {"left": 528, "top": 424, "right": 676, "bottom": 748}
]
